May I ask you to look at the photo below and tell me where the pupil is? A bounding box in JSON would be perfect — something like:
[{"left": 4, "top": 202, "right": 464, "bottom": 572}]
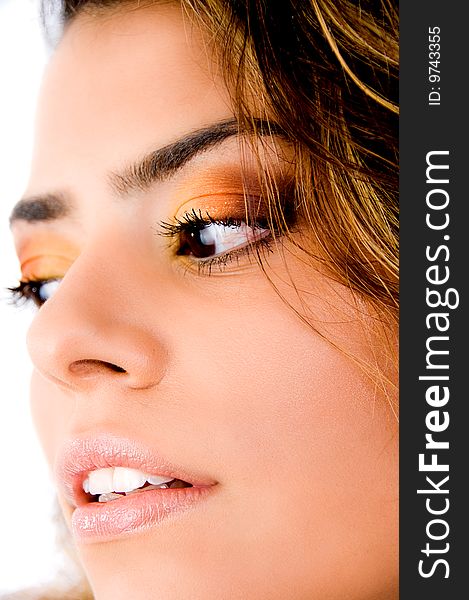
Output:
[{"left": 177, "top": 227, "right": 216, "bottom": 258}]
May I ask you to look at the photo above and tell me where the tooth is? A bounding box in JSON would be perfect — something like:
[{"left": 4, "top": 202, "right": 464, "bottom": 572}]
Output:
[
  {"left": 113, "top": 467, "right": 147, "bottom": 493},
  {"left": 98, "top": 492, "right": 123, "bottom": 503},
  {"left": 88, "top": 468, "right": 114, "bottom": 495},
  {"left": 83, "top": 477, "right": 90, "bottom": 494},
  {"left": 145, "top": 483, "right": 169, "bottom": 490},
  {"left": 147, "top": 475, "right": 174, "bottom": 486},
  {"left": 126, "top": 483, "right": 169, "bottom": 496}
]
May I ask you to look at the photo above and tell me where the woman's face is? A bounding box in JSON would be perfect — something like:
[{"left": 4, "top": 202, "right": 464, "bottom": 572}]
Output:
[{"left": 11, "top": 4, "right": 398, "bottom": 599}]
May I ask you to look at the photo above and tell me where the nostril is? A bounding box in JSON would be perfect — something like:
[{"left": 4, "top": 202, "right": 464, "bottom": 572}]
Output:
[
  {"left": 69, "top": 359, "right": 127, "bottom": 376},
  {"left": 107, "top": 363, "right": 126, "bottom": 373}
]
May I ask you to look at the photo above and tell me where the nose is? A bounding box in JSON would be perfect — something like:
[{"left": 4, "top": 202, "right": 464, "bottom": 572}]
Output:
[{"left": 26, "top": 243, "right": 168, "bottom": 392}]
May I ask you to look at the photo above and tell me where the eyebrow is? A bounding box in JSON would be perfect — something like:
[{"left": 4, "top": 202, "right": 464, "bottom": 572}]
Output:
[
  {"left": 9, "top": 193, "right": 70, "bottom": 224},
  {"left": 9, "top": 118, "right": 285, "bottom": 226}
]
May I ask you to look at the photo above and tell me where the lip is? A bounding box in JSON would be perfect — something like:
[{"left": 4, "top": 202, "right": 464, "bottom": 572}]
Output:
[{"left": 55, "top": 434, "right": 217, "bottom": 542}]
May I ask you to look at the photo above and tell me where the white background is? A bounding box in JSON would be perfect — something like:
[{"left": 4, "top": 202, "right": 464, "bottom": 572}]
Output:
[{"left": 0, "top": 0, "right": 62, "bottom": 593}]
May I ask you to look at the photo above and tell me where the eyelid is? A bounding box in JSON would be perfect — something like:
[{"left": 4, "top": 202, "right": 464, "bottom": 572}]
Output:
[
  {"left": 171, "top": 165, "right": 267, "bottom": 207},
  {"left": 173, "top": 193, "right": 267, "bottom": 226},
  {"left": 16, "top": 235, "right": 80, "bottom": 279},
  {"left": 20, "top": 255, "right": 75, "bottom": 281}
]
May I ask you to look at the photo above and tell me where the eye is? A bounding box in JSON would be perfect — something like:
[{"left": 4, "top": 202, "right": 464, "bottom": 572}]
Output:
[
  {"left": 177, "top": 219, "right": 270, "bottom": 259},
  {"left": 8, "top": 278, "right": 62, "bottom": 308},
  {"left": 37, "top": 279, "right": 61, "bottom": 302},
  {"left": 158, "top": 209, "right": 273, "bottom": 273}
]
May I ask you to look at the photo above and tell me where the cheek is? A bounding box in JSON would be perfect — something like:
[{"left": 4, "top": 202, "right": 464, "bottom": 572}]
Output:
[
  {"left": 175, "top": 290, "right": 398, "bottom": 509},
  {"left": 218, "top": 319, "right": 397, "bottom": 587},
  {"left": 149, "top": 302, "right": 398, "bottom": 597},
  {"left": 30, "top": 369, "right": 73, "bottom": 467}
]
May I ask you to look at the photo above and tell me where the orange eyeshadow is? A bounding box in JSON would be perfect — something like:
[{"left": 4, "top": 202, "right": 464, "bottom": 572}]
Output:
[
  {"left": 172, "top": 167, "right": 269, "bottom": 219},
  {"left": 18, "top": 235, "right": 79, "bottom": 281}
]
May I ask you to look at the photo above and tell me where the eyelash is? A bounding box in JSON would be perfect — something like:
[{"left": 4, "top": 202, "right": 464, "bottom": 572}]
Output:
[
  {"left": 8, "top": 280, "right": 54, "bottom": 309},
  {"left": 157, "top": 208, "right": 276, "bottom": 276},
  {"left": 8, "top": 208, "right": 283, "bottom": 308}
]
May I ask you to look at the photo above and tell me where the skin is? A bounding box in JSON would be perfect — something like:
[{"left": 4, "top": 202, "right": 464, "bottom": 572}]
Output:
[{"left": 11, "top": 4, "right": 398, "bottom": 599}]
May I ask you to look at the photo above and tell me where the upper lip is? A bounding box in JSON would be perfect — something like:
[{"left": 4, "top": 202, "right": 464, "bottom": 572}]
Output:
[{"left": 55, "top": 433, "right": 217, "bottom": 507}]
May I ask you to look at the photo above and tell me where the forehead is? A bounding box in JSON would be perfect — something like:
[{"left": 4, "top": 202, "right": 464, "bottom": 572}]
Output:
[{"left": 30, "top": 3, "right": 232, "bottom": 186}]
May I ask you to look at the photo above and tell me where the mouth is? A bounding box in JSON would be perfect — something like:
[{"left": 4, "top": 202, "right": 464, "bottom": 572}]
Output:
[
  {"left": 56, "top": 434, "right": 217, "bottom": 543},
  {"left": 82, "top": 466, "right": 194, "bottom": 503}
]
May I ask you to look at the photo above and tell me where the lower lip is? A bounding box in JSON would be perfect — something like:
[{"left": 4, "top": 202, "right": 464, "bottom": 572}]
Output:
[{"left": 71, "top": 486, "right": 214, "bottom": 543}]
